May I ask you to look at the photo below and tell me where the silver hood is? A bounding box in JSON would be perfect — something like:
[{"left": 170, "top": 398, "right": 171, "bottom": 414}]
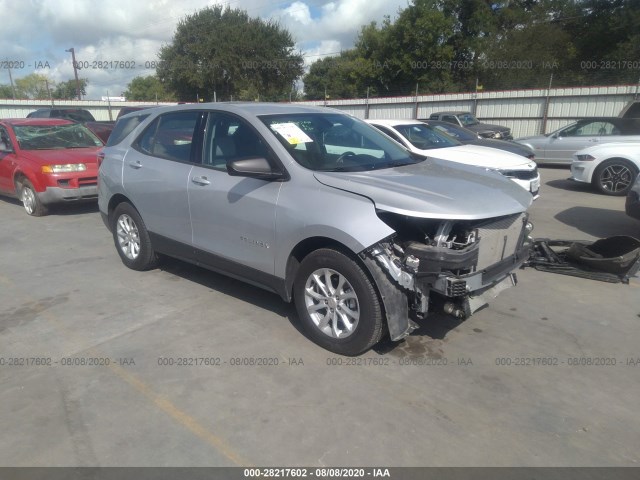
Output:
[{"left": 314, "top": 158, "right": 532, "bottom": 220}]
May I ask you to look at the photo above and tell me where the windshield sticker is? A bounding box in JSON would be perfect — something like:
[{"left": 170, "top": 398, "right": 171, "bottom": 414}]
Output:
[{"left": 270, "top": 123, "right": 313, "bottom": 145}]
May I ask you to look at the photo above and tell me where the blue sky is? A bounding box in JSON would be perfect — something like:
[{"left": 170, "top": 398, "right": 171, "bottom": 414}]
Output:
[{"left": 0, "top": 0, "right": 408, "bottom": 99}]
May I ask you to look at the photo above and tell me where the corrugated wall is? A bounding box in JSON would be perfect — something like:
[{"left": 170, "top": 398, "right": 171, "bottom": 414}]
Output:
[
  {"left": 0, "top": 99, "right": 175, "bottom": 121},
  {"left": 1, "top": 85, "right": 638, "bottom": 137},
  {"left": 300, "top": 84, "right": 639, "bottom": 138}
]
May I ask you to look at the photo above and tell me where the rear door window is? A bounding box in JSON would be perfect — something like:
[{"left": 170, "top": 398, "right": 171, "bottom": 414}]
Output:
[{"left": 134, "top": 111, "right": 202, "bottom": 163}]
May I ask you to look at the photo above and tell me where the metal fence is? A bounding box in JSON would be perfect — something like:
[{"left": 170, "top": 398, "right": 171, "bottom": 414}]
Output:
[
  {"left": 296, "top": 84, "right": 640, "bottom": 138},
  {"left": 0, "top": 99, "right": 176, "bottom": 122},
  {"left": 1, "top": 84, "right": 638, "bottom": 138}
]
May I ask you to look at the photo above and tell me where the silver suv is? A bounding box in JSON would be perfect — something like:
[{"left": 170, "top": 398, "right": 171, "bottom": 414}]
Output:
[{"left": 98, "top": 103, "right": 533, "bottom": 355}]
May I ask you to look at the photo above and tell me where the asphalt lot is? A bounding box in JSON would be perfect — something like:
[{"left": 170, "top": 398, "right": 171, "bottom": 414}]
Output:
[{"left": 0, "top": 166, "right": 639, "bottom": 467}]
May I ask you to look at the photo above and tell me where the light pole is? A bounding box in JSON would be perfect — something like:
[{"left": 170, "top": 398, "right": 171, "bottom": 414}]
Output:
[{"left": 65, "top": 48, "right": 81, "bottom": 100}]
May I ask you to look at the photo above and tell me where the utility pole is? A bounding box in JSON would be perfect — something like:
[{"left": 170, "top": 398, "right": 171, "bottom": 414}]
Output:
[
  {"left": 45, "top": 79, "right": 53, "bottom": 105},
  {"left": 7, "top": 64, "right": 16, "bottom": 99},
  {"left": 541, "top": 73, "right": 553, "bottom": 135},
  {"left": 65, "top": 48, "right": 82, "bottom": 100},
  {"left": 365, "top": 87, "right": 370, "bottom": 119},
  {"left": 106, "top": 90, "right": 113, "bottom": 121}
]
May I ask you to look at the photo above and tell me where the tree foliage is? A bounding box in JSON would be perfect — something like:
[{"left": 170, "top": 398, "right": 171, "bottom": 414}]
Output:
[
  {"left": 0, "top": 75, "right": 87, "bottom": 99},
  {"left": 157, "top": 6, "right": 304, "bottom": 102},
  {"left": 0, "top": 84, "right": 15, "bottom": 98},
  {"left": 124, "top": 75, "right": 175, "bottom": 101},
  {"left": 51, "top": 78, "right": 88, "bottom": 99},
  {"left": 303, "top": 0, "right": 640, "bottom": 98},
  {"left": 13, "top": 73, "right": 51, "bottom": 99}
]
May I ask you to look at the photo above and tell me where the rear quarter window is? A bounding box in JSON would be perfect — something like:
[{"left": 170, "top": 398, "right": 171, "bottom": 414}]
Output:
[{"left": 106, "top": 114, "right": 150, "bottom": 146}]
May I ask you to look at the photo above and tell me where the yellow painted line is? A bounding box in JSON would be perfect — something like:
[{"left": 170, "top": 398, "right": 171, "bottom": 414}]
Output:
[
  {"left": 1, "top": 276, "right": 250, "bottom": 466},
  {"left": 108, "top": 361, "right": 251, "bottom": 466}
]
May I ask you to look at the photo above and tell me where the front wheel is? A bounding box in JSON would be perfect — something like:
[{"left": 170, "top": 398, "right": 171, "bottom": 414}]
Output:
[
  {"left": 592, "top": 158, "right": 638, "bottom": 196},
  {"left": 19, "top": 179, "right": 48, "bottom": 216},
  {"left": 111, "top": 203, "right": 158, "bottom": 271},
  {"left": 293, "top": 248, "right": 384, "bottom": 356}
]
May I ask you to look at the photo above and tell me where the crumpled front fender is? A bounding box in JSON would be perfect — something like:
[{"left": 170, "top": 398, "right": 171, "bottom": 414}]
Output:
[{"left": 362, "top": 255, "right": 418, "bottom": 341}]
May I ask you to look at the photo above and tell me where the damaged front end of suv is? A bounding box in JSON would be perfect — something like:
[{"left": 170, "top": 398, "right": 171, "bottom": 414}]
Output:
[
  {"left": 361, "top": 211, "right": 533, "bottom": 341},
  {"left": 311, "top": 156, "right": 535, "bottom": 346}
]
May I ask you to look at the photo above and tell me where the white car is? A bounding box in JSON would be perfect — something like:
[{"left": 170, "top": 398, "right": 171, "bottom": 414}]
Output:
[
  {"left": 367, "top": 119, "right": 540, "bottom": 198},
  {"left": 571, "top": 142, "right": 640, "bottom": 196}
]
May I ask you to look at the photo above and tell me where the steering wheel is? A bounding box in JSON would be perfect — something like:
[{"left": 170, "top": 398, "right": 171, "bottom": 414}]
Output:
[{"left": 336, "top": 151, "right": 356, "bottom": 165}]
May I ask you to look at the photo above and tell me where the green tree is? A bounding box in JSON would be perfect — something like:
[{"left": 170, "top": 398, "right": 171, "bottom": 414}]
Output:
[
  {"left": 384, "top": 0, "right": 458, "bottom": 93},
  {"left": 124, "top": 75, "right": 175, "bottom": 101},
  {"left": 304, "top": 0, "right": 640, "bottom": 97},
  {"left": 0, "top": 84, "right": 15, "bottom": 98},
  {"left": 562, "top": 0, "right": 640, "bottom": 85},
  {"left": 303, "top": 51, "right": 370, "bottom": 100},
  {"left": 304, "top": 1, "right": 459, "bottom": 97},
  {"left": 14, "top": 73, "right": 51, "bottom": 99},
  {"left": 157, "top": 6, "right": 304, "bottom": 102},
  {"left": 51, "top": 78, "right": 88, "bottom": 99}
]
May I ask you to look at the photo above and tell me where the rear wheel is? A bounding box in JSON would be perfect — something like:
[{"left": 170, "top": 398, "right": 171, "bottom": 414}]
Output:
[
  {"left": 592, "top": 158, "right": 638, "bottom": 196},
  {"left": 19, "top": 179, "right": 48, "bottom": 216},
  {"left": 111, "top": 203, "right": 158, "bottom": 270},
  {"left": 293, "top": 248, "right": 384, "bottom": 356}
]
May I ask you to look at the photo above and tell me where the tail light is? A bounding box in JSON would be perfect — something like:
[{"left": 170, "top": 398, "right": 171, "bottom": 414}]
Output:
[{"left": 97, "top": 151, "right": 105, "bottom": 168}]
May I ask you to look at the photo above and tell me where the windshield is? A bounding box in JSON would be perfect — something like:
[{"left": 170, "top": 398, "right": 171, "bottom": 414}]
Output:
[
  {"left": 260, "top": 113, "right": 422, "bottom": 172},
  {"left": 431, "top": 123, "right": 478, "bottom": 141},
  {"left": 459, "top": 113, "right": 480, "bottom": 126},
  {"left": 392, "top": 123, "right": 461, "bottom": 150},
  {"left": 14, "top": 123, "right": 103, "bottom": 150}
]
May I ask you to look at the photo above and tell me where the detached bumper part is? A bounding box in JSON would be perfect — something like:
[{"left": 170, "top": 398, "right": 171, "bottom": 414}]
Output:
[{"left": 528, "top": 237, "right": 640, "bottom": 284}]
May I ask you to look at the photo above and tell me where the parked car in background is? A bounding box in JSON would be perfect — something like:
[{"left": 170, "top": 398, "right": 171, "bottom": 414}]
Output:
[
  {"left": 27, "top": 107, "right": 96, "bottom": 123},
  {"left": 571, "top": 142, "right": 640, "bottom": 196},
  {"left": 99, "top": 103, "right": 534, "bottom": 355},
  {"left": 83, "top": 121, "right": 114, "bottom": 144},
  {"left": 423, "top": 111, "right": 512, "bottom": 140},
  {"left": 625, "top": 173, "right": 640, "bottom": 220},
  {"left": 424, "top": 120, "right": 534, "bottom": 159},
  {"left": 0, "top": 118, "right": 103, "bottom": 216},
  {"left": 516, "top": 117, "right": 640, "bottom": 165},
  {"left": 367, "top": 119, "right": 540, "bottom": 197}
]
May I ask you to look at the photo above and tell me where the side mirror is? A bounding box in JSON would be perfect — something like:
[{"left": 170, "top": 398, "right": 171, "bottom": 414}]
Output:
[{"left": 227, "top": 157, "right": 285, "bottom": 181}]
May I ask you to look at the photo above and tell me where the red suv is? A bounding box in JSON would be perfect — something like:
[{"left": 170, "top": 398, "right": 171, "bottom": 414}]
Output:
[{"left": 0, "top": 118, "right": 103, "bottom": 216}]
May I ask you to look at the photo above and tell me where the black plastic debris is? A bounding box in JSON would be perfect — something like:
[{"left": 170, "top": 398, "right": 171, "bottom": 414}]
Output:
[{"left": 527, "top": 236, "right": 640, "bottom": 284}]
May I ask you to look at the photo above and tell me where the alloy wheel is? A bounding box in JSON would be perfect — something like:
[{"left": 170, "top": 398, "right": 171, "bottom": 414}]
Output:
[{"left": 304, "top": 268, "right": 360, "bottom": 339}]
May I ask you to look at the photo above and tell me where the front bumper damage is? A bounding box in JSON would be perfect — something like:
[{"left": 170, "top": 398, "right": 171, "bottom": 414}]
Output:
[{"left": 362, "top": 212, "right": 532, "bottom": 341}]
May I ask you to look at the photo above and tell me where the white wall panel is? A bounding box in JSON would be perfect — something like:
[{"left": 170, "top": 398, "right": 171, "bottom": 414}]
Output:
[{"left": 2, "top": 85, "right": 638, "bottom": 138}]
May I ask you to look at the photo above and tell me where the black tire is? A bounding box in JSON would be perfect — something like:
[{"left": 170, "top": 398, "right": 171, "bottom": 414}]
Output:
[
  {"left": 293, "top": 248, "right": 384, "bottom": 356},
  {"left": 18, "top": 179, "right": 48, "bottom": 216},
  {"left": 111, "top": 202, "right": 158, "bottom": 271},
  {"left": 592, "top": 158, "right": 638, "bottom": 196}
]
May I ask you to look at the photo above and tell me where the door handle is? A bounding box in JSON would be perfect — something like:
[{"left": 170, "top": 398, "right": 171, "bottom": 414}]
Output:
[
  {"left": 191, "top": 175, "right": 210, "bottom": 186},
  {"left": 129, "top": 160, "right": 142, "bottom": 169}
]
